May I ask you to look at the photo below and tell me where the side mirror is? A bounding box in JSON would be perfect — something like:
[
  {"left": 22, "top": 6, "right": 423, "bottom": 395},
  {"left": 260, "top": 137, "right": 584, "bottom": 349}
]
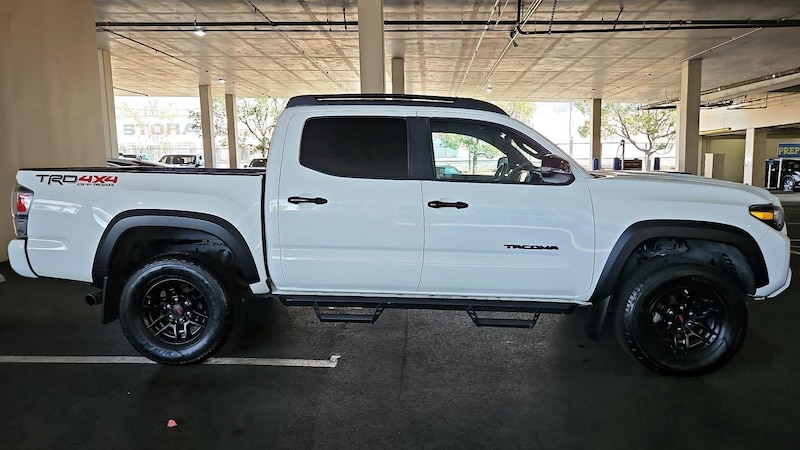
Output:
[{"left": 540, "top": 154, "right": 575, "bottom": 185}]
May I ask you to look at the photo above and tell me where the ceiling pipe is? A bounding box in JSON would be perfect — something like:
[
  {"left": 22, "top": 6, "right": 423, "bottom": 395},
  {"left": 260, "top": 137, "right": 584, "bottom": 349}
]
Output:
[
  {"left": 639, "top": 66, "right": 800, "bottom": 110},
  {"left": 456, "top": 0, "right": 503, "bottom": 96},
  {"left": 95, "top": 19, "right": 800, "bottom": 30}
]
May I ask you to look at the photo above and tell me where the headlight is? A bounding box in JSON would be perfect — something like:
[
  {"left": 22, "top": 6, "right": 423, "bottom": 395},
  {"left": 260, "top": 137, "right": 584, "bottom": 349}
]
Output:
[{"left": 749, "top": 204, "right": 784, "bottom": 231}]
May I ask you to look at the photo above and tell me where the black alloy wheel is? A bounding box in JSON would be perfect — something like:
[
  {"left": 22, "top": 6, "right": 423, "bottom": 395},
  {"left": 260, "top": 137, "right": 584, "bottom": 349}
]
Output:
[
  {"left": 119, "top": 257, "right": 233, "bottom": 365},
  {"left": 615, "top": 258, "right": 747, "bottom": 376},
  {"left": 141, "top": 278, "right": 209, "bottom": 346}
]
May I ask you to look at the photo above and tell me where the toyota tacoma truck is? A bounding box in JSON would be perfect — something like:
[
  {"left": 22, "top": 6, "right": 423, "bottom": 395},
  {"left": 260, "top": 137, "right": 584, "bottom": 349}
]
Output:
[{"left": 8, "top": 94, "right": 792, "bottom": 375}]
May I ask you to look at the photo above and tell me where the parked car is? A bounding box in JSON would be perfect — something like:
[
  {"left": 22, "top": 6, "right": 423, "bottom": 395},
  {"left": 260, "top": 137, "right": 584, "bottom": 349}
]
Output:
[
  {"left": 107, "top": 158, "right": 165, "bottom": 168},
  {"left": 248, "top": 157, "right": 267, "bottom": 168},
  {"left": 435, "top": 164, "right": 461, "bottom": 176},
  {"left": 8, "top": 94, "right": 791, "bottom": 376},
  {"left": 119, "top": 153, "right": 154, "bottom": 161},
  {"left": 159, "top": 154, "right": 204, "bottom": 167}
]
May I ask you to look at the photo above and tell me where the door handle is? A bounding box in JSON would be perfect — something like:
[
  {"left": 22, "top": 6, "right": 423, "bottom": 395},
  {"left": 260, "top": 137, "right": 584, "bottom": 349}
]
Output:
[
  {"left": 288, "top": 196, "right": 328, "bottom": 205},
  {"left": 427, "top": 200, "right": 469, "bottom": 209}
]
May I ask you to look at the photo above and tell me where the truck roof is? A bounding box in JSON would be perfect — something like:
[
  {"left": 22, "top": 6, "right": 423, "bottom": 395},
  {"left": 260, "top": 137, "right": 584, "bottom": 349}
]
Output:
[{"left": 286, "top": 94, "right": 508, "bottom": 115}]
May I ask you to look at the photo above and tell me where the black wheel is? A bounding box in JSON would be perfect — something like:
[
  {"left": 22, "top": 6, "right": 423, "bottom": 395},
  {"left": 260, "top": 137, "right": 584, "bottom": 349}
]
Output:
[
  {"left": 615, "top": 259, "right": 747, "bottom": 376},
  {"left": 119, "top": 257, "right": 233, "bottom": 365},
  {"left": 782, "top": 176, "right": 796, "bottom": 191}
]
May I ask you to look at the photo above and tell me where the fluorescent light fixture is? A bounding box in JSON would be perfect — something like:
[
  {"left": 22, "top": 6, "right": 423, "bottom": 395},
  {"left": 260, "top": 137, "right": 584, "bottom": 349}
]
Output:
[
  {"left": 194, "top": 28, "right": 206, "bottom": 37},
  {"left": 699, "top": 127, "right": 732, "bottom": 136}
]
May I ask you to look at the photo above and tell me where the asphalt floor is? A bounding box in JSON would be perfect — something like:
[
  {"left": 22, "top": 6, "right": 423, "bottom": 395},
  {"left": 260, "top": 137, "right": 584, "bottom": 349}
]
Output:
[{"left": 1, "top": 203, "right": 799, "bottom": 449}]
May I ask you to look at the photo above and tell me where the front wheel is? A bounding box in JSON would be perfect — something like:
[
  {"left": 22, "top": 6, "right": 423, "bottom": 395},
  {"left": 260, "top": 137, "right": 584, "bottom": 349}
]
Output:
[
  {"left": 782, "top": 176, "right": 796, "bottom": 191},
  {"left": 615, "top": 259, "right": 747, "bottom": 376},
  {"left": 119, "top": 257, "right": 233, "bottom": 365}
]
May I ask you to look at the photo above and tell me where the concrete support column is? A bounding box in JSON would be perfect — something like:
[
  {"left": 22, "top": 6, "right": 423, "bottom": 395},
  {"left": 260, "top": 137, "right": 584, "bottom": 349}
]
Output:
[
  {"left": 199, "top": 85, "right": 215, "bottom": 168},
  {"left": 97, "top": 49, "right": 118, "bottom": 158},
  {"left": 743, "top": 128, "right": 768, "bottom": 186},
  {"left": 225, "top": 93, "right": 238, "bottom": 168},
  {"left": 590, "top": 98, "right": 602, "bottom": 167},
  {"left": 392, "top": 57, "right": 404, "bottom": 94},
  {"left": 0, "top": 0, "right": 106, "bottom": 261},
  {"left": 678, "top": 59, "right": 702, "bottom": 174},
  {"left": 357, "top": 0, "right": 385, "bottom": 93}
]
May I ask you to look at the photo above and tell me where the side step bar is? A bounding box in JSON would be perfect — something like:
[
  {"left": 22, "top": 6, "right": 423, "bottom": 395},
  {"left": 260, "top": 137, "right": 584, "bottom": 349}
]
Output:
[
  {"left": 312, "top": 302, "right": 385, "bottom": 324},
  {"left": 280, "top": 295, "right": 576, "bottom": 328},
  {"left": 467, "top": 307, "right": 540, "bottom": 329}
]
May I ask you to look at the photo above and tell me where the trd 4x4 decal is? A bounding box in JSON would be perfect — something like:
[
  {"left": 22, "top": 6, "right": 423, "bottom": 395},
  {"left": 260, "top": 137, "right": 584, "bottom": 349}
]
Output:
[{"left": 36, "top": 174, "right": 119, "bottom": 187}]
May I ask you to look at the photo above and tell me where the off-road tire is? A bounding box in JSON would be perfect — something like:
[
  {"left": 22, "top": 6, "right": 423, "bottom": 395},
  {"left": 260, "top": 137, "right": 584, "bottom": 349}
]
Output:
[
  {"left": 615, "top": 258, "right": 747, "bottom": 376},
  {"left": 119, "top": 257, "right": 233, "bottom": 365}
]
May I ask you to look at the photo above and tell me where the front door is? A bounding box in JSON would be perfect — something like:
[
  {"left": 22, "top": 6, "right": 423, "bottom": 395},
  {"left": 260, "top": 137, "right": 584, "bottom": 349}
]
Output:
[{"left": 418, "top": 118, "right": 595, "bottom": 299}]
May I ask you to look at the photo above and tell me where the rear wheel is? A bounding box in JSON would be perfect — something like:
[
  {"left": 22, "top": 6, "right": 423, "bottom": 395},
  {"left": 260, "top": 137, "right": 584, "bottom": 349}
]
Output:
[
  {"left": 119, "top": 257, "right": 233, "bottom": 365},
  {"left": 615, "top": 259, "right": 747, "bottom": 376}
]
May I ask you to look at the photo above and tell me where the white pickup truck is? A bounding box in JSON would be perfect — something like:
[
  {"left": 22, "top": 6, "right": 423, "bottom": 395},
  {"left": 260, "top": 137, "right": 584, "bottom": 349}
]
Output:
[{"left": 8, "top": 95, "right": 792, "bottom": 375}]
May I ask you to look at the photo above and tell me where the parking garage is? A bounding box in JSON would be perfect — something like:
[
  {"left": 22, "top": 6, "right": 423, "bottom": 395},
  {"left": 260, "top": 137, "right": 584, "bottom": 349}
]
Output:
[{"left": 2, "top": 1, "right": 800, "bottom": 448}]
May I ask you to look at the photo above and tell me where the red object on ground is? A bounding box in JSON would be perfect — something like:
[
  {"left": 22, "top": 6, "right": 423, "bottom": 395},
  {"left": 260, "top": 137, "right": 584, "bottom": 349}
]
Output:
[{"left": 167, "top": 419, "right": 178, "bottom": 428}]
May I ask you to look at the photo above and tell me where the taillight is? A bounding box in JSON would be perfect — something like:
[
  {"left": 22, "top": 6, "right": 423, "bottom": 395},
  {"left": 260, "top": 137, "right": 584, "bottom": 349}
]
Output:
[
  {"left": 16, "top": 191, "right": 32, "bottom": 214},
  {"left": 12, "top": 185, "right": 33, "bottom": 237}
]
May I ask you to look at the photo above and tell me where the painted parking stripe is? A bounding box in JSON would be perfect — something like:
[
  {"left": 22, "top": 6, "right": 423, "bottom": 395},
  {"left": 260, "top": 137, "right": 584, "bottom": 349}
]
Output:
[{"left": 0, "top": 355, "right": 340, "bottom": 368}]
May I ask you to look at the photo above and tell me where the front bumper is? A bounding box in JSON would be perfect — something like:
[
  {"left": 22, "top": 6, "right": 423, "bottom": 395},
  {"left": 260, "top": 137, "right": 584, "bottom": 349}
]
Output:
[{"left": 7, "top": 239, "right": 37, "bottom": 278}]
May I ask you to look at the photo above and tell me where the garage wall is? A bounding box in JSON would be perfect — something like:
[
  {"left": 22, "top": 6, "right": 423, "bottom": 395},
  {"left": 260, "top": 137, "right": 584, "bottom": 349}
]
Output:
[
  {"left": 702, "top": 136, "right": 745, "bottom": 182},
  {"left": 0, "top": 0, "right": 106, "bottom": 261},
  {"left": 700, "top": 94, "right": 800, "bottom": 131}
]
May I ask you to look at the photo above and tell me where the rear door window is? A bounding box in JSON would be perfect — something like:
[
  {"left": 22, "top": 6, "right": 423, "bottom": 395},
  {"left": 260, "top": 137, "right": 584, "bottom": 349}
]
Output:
[{"left": 299, "top": 117, "right": 409, "bottom": 179}]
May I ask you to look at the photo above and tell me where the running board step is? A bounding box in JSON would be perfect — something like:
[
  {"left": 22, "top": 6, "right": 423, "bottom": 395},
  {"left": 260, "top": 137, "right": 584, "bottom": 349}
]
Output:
[
  {"left": 312, "top": 302, "right": 385, "bottom": 324},
  {"left": 467, "top": 307, "right": 541, "bottom": 328}
]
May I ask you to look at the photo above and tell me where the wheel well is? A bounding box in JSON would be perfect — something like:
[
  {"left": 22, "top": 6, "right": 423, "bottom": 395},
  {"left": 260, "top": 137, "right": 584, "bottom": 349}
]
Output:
[
  {"left": 584, "top": 235, "right": 759, "bottom": 341},
  {"left": 617, "top": 237, "right": 756, "bottom": 295},
  {"left": 101, "top": 227, "right": 251, "bottom": 323}
]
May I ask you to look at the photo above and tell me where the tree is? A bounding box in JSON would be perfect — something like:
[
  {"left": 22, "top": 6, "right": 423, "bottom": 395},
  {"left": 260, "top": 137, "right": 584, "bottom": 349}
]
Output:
[
  {"left": 494, "top": 101, "right": 536, "bottom": 126},
  {"left": 436, "top": 102, "right": 535, "bottom": 174},
  {"left": 188, "top": 97, "right": 228, "bottom": 147},
  {"left": 188, "top": 97, "right": 287, "bottom": 158},
  {"left": 438, "top": 133, "right": 500, "bottom": 174},
  {"left": 237, "top": 98, "right": 288, "bottom": 157},
  {"left": 577, "top": 103, "right": 676, "bottom": 170}
]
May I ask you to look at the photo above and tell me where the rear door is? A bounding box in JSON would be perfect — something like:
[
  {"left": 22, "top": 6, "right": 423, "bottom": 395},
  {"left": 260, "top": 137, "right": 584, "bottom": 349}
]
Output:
[
  {"left": 275, "top": 113, "right": 425, "bottom": 293},
  {"left": 417, "top": 118, "right": 595, "bottom": 299}
]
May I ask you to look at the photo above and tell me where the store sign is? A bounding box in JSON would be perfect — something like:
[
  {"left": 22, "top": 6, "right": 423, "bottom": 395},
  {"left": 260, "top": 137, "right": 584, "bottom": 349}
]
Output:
[{"left": 778, "top": 142, "right": 800, "bottom": 158}]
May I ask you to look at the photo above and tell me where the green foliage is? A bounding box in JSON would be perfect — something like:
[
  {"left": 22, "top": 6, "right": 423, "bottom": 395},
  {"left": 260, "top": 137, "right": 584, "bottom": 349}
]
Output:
[
  {"left": 438, "top": 133, "right": 500, "bottom": 174},
  {"left": 237, "top": 98, "right": 288, "bottom": 157},
  {"left": 189, "top": 97, "right": 287, "bottom": 157},
  {"left": 577, "top": 102, "right": 676, "bottom": 167},
  {"left": 493, "top": 101, "right": 536, "bottom": 125},
  {"left": 188, "top": 97, "right": 228, "bottom": 147}
]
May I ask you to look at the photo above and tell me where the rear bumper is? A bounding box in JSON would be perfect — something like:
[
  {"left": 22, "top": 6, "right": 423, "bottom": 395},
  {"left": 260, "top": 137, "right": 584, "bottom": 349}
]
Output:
[{"left": 7, "top": 239, "right": 37, "bottom": 278}]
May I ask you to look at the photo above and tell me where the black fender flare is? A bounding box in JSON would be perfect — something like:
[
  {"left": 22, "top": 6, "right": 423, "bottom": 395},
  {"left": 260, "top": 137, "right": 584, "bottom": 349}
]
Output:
[
  {"left": 92, "top": 209, "right": 260, "bottom": 287},
  {"left": 590, "top": 220, "right": 768, "bottom": 303},
  {"left": 584, "top": 219, "right": 767, "bottom": 340}
]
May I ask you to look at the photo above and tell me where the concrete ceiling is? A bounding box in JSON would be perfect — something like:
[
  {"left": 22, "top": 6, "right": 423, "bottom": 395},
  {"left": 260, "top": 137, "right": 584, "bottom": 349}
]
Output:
[{"left": 94, "top": 0, "right": 800, "bottom": 103}]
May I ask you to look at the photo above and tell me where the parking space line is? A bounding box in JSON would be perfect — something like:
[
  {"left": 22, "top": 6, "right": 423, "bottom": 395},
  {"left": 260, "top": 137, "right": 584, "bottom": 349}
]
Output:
[{"left": 0, "top": 355, "right": 341, "bottom": 368}]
